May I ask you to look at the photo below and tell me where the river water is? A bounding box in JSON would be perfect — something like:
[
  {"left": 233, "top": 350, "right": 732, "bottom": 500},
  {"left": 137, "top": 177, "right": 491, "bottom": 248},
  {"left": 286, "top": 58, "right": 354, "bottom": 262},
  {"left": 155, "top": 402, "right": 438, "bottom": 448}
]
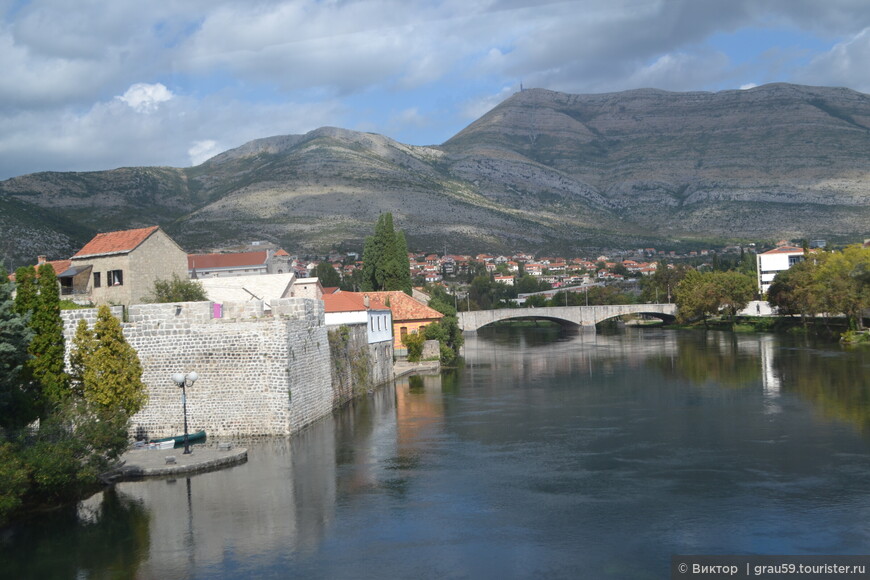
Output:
[{"left": 3, "top": 327, "right": 870, "bottom": 579}]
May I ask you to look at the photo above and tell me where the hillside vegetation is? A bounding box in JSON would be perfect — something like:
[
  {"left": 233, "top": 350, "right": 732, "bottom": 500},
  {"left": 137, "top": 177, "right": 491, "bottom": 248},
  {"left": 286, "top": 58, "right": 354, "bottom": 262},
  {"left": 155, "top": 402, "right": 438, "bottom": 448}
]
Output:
[{"left": 2, "top": 83, "right": 870, "bottom": 266}]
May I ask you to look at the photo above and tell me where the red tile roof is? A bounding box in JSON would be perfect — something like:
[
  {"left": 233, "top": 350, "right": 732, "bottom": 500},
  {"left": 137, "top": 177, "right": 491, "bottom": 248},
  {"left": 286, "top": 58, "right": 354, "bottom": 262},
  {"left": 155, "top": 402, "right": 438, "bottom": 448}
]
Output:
[
  {"left": 188, "top": 251, "right": 268, "bottom": 270},
  {"left": 273, "top": 249, "right": 290, "bottom": 256},
  {"left": 322, "top": 291, "right": 388, "bottom": 313},
  {"left": 7, "top": 259, "right": 72, "bottom": 281},
  {"left": 72, "top": 226, "right": 160, "bottom": 259},
  {"left": 364, "top": 291, "right": 444, "bottom": 322}
]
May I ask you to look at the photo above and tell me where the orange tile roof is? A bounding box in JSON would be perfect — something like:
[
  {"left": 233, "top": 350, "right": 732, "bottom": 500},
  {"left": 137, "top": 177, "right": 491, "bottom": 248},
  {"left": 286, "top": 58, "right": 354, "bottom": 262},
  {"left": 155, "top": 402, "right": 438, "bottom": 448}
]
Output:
[
  {"left": 72, "top": 226, "right": 160, "bottom": 258},
  {"left": 188, "top": 251, "right": 268, "bottom": 270},
  {"left": 7, "top": 259, "right": 72, "bottom": 281},
  {"left": 322, "top": 291, "right": 388, "bottom": 313},
  {"left": 274, "top": 249, "right": 290, "bottom": 256},
  {"left": 364, "top": 291, "right": 444, "bottom": 322}
]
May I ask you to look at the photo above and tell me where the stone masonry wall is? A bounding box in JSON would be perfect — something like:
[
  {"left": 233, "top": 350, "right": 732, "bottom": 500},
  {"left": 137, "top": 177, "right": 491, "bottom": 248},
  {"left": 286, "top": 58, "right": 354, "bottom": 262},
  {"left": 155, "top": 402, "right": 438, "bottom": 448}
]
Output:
[
  {"left": 61, "top": 298, "right": 347, "bottom": 438},
  {"left": 327, "top": 324, "right": 394, "bottom": 407}
]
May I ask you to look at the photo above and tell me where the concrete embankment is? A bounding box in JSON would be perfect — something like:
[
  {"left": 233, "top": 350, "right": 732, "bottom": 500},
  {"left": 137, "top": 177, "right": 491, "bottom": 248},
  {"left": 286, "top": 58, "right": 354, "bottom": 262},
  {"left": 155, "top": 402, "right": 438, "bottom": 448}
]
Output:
[
  {"left": 394, "top": 360, "right": 440, "bottom": 379},
  {"left": 104, "top": 445, "right": 247, "bottom": 481}
]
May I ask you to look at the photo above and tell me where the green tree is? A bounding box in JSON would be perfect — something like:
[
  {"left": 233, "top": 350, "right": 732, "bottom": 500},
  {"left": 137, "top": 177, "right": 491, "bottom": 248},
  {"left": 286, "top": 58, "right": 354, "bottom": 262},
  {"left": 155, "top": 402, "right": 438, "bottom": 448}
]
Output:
[
  {"left": 423, "top": 285, "right": 464, "bottom": 364},
  {"left": 77, "top": 305, "right": 147, "bottom": 416},
  {"left": 674, "top": 270, "right": 755, "bottom": 326},
  {"left": 13, "top": 266, "right": 37, "bottom": 316},
  {"left": 69, "top": 318, "right": 95, "bottom": 400},
  {"left": 712, "top": 270, "right": 755, "bottom": 321},
  {"left": 639, "top": 262, "right": 687, "bottom": 303},
  {"left": 148, "top": 274, "right": 207, "bottom": 303},
  {"left": 816, "top": 244, "right": 870, "bottom": 329},
  {"left": 402, "top": 331, "right": 426, "bottom": 362},
  {"left": 0, "top": 442, "right": 28, "bottom": 521},
  {"left": 314, "top": 262, "right": 341, "bottom": 288},
  {"left": 29, "top": 264, "right": 68, "bottom": 408},
  {"left": 674, "top": 270, "right": 720, "bottom": 326},
  {"left": 0, "top": 268, "right": 37, "bottom": 431},
  {"left": 361, "top": 213, "right": 412, "bottom": 294}
]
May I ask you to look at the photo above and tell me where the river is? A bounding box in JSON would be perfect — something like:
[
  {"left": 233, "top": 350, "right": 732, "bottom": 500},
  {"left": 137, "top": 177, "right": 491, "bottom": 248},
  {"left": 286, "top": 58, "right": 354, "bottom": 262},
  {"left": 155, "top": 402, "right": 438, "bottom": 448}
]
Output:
[{"left": 3, "top": 327, "right": 870, "bottom": 579}]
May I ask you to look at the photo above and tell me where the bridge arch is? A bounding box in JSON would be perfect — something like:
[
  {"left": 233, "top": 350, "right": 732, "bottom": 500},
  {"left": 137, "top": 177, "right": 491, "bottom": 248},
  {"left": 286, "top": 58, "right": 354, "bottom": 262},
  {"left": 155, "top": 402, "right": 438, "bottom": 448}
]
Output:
[{"left": 457, "top": 304, "right": 677, "bottom": 333}]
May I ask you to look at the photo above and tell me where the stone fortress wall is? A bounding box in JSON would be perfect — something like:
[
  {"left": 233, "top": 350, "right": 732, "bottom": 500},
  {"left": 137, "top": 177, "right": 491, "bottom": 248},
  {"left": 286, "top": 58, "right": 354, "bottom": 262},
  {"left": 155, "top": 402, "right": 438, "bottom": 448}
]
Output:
[{"left": 61, "top": 298, "right": 393, "bottom": 439}]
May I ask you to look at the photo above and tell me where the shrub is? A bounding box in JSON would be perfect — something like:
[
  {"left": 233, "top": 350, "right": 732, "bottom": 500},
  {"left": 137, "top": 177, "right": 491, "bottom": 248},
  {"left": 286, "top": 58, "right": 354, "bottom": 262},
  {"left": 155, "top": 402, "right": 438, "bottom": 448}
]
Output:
[
  {"left": 402, "top": 331, "right": 426, "bottom": 362},
  {"left": 0, "top": 442, "right": 28, "bottom": 521}
]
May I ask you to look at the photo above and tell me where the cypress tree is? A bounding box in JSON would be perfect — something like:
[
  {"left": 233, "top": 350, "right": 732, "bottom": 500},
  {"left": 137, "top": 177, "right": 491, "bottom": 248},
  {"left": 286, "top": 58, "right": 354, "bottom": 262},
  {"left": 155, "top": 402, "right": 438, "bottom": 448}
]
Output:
[
  {"left": 30, "top": 264, "right": 68, "bottom": 408},
  {"left": 80, "top": 305, "right": 147, "bottom": 417},
  {"left": 13, "top": 266, "right": 37, "bottom": 316},
  {"left": 69, "top": 318, "right": 94, "bottom": 400},
  {"left": 361, "top": 213, "right": 412, "bottom": 294},
  {"left": 0, "top": 269, "right": 37, "bottom": 431}
]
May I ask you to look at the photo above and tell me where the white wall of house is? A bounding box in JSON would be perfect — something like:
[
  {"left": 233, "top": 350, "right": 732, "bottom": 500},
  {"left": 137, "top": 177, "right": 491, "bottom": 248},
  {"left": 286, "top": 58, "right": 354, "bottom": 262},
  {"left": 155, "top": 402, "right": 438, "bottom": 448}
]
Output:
[
  {"left": 757, "top": 249, "right": 804, "bottom": 294},
  {"left": 367, "top": 310, "right": 392, "bottom": 344},
  {"left": 324, "top": 310, "right": 367, "bottom": 326},
  {"left": 325, "top": 309, "right": 392, "bottom": 344}
]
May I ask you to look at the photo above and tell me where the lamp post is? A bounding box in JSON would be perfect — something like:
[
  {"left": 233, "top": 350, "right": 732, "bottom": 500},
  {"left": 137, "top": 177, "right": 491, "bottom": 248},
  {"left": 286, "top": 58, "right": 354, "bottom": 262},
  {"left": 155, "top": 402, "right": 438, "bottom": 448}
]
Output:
[{"left": 171, "top": 371, "right": 198, "bottom": 454}]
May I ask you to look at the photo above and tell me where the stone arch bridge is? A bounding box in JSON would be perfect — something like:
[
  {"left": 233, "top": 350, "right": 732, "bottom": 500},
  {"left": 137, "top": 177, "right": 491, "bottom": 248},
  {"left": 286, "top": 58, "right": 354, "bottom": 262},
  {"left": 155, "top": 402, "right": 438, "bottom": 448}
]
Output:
[{"left": 458, "top": 303, "right": 677, "bottom": 333}]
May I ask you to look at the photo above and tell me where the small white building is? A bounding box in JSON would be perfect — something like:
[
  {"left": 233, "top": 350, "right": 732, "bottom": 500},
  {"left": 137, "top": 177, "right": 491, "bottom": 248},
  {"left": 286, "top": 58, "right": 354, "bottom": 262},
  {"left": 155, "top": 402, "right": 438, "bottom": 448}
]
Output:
[
  {"left": 756, "top": 246, "right": 805, "bottom": 295},
  {"left": 322, "top": 292, "right": 393, "bottom": 344}
]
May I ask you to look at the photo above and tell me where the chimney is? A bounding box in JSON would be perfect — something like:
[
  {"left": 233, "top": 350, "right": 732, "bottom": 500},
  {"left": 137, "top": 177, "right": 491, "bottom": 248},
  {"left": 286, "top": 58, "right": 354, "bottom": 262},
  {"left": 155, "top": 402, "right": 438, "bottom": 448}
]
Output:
[
  {"left": 37, "top": 255, "right": 47, "bottom": 265},
  {"left": 363, "top": 295, "right": 370, "bottom": 308}
]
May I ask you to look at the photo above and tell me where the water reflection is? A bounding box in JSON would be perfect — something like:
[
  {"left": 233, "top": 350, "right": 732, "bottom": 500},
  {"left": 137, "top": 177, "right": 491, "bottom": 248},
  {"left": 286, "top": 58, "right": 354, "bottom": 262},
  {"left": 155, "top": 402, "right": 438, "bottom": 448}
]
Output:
[
  {"left": 4, "top": 328, "right": 870, "bottom": 578},
  {"left": 0, "top": 487, "right": 150, "bottom": 579},
  {"left": 641, "top": 330, "right": 870, "bottom": 432}
]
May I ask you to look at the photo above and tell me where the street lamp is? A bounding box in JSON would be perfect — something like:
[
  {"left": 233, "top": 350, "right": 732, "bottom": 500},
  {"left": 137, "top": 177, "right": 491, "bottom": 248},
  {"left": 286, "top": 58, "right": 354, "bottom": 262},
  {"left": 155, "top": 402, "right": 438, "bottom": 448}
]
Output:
[{"left": 171, "top": 371, "right": 198, "bottom": 454}]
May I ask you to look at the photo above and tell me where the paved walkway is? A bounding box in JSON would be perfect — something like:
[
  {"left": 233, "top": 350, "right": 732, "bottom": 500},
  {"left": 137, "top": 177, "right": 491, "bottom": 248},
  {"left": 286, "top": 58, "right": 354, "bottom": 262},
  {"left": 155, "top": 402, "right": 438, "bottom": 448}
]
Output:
[{"left": 104, "top": 445, "right": 247, "bottom": 482}]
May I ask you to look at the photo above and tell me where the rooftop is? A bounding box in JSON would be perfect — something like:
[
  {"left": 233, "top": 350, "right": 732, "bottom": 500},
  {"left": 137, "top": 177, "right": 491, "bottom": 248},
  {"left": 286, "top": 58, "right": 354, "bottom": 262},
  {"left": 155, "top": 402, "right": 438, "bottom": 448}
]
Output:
[
  {"left": 73, "top": 226, "right": 160, "bottom": 259},
  {"left": 364, "top": 291, "right": 444, "bottom": 322},
  {"left": 188, "top": 251, "right": 269, "bottom": 270}
]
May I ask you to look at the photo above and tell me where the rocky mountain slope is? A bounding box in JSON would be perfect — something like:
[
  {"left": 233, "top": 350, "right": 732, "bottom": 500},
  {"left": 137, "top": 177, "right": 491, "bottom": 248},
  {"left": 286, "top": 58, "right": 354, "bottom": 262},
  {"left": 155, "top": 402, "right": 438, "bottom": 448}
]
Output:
[{"left": 2, "top": 83, "right": 869, "bottom": 266}]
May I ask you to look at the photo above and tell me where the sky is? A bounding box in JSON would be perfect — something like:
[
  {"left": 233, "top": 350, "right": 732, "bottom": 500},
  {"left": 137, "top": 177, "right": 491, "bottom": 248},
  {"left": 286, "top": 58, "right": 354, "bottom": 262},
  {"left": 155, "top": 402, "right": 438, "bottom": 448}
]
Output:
[{"left": 1, "top": 0, "right": 869, "bottom": 180}]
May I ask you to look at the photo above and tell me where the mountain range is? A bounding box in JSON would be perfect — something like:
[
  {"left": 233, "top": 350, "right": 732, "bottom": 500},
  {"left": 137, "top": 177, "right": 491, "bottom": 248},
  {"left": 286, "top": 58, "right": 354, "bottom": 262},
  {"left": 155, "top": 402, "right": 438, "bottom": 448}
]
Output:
[{"left": 2, "top": 82, "right": 870, "bottom": 267}]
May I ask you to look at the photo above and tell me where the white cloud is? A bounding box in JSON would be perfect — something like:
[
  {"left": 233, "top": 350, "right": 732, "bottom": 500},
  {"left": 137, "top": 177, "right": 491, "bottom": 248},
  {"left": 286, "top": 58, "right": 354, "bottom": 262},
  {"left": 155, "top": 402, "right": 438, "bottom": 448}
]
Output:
[
  {"left": 3, "top": 0, "right": 870, "bottom": 179},
  {"left": 117, "top": 83, "right": 174, "bottom": 113},
  {"left": 621, "top": 52, "right": 732, "bottom": 92},
  {"left": 188, "top": 140, "right": 221, "bottom": 166},
  {"left": 0, "top": 90, "right": 345, "bottom": 178},
  {"left": 797, "top": 27, "right": 870, "bottom": 92},
  {"left": 461, "top": 86, "right": 517, "bottom": 120}
]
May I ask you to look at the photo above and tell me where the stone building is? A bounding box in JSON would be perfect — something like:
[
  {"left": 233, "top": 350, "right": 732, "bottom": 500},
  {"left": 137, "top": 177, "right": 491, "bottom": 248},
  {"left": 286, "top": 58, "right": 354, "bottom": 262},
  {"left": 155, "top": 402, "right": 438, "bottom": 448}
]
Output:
[{"left": 68, "top": 226, "right": 188, "bottom": 306}]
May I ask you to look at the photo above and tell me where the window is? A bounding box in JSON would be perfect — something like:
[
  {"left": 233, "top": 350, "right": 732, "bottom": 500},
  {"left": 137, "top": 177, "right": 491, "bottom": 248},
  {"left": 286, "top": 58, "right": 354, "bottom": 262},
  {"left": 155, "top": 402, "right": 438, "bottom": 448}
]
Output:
[
  {"left": 108, "top": 270, "right": 123, "bottom": 286},
  {"left": 788, "top": 256, "right": 804, "bottom": 266},
  {"left": 93, "top": 272, "right": 101, "bottom": 288},
  {"left": 400, "top": 327, "right": 408, "bottom": 339}
]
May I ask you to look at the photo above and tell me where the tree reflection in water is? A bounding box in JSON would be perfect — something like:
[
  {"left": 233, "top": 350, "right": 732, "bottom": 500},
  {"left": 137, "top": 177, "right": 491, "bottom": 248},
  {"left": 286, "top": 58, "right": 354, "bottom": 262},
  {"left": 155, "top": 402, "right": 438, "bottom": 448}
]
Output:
[
  {"left": 0, "top": 487, "right": 150, "bottom": 579},
  {"left": 646, "top": 330, "right": 870, "bottom": 432}
]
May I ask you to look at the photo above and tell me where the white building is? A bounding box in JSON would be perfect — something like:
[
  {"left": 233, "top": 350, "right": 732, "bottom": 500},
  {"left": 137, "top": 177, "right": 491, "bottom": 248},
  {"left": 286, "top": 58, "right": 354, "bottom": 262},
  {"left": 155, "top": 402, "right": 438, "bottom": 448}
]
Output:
[
  {"left": 322, "top": 292, "right": 393, "bottom": 344},
  {"left": 756, "top": 246, "right": 804, "bottom": 295}
]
